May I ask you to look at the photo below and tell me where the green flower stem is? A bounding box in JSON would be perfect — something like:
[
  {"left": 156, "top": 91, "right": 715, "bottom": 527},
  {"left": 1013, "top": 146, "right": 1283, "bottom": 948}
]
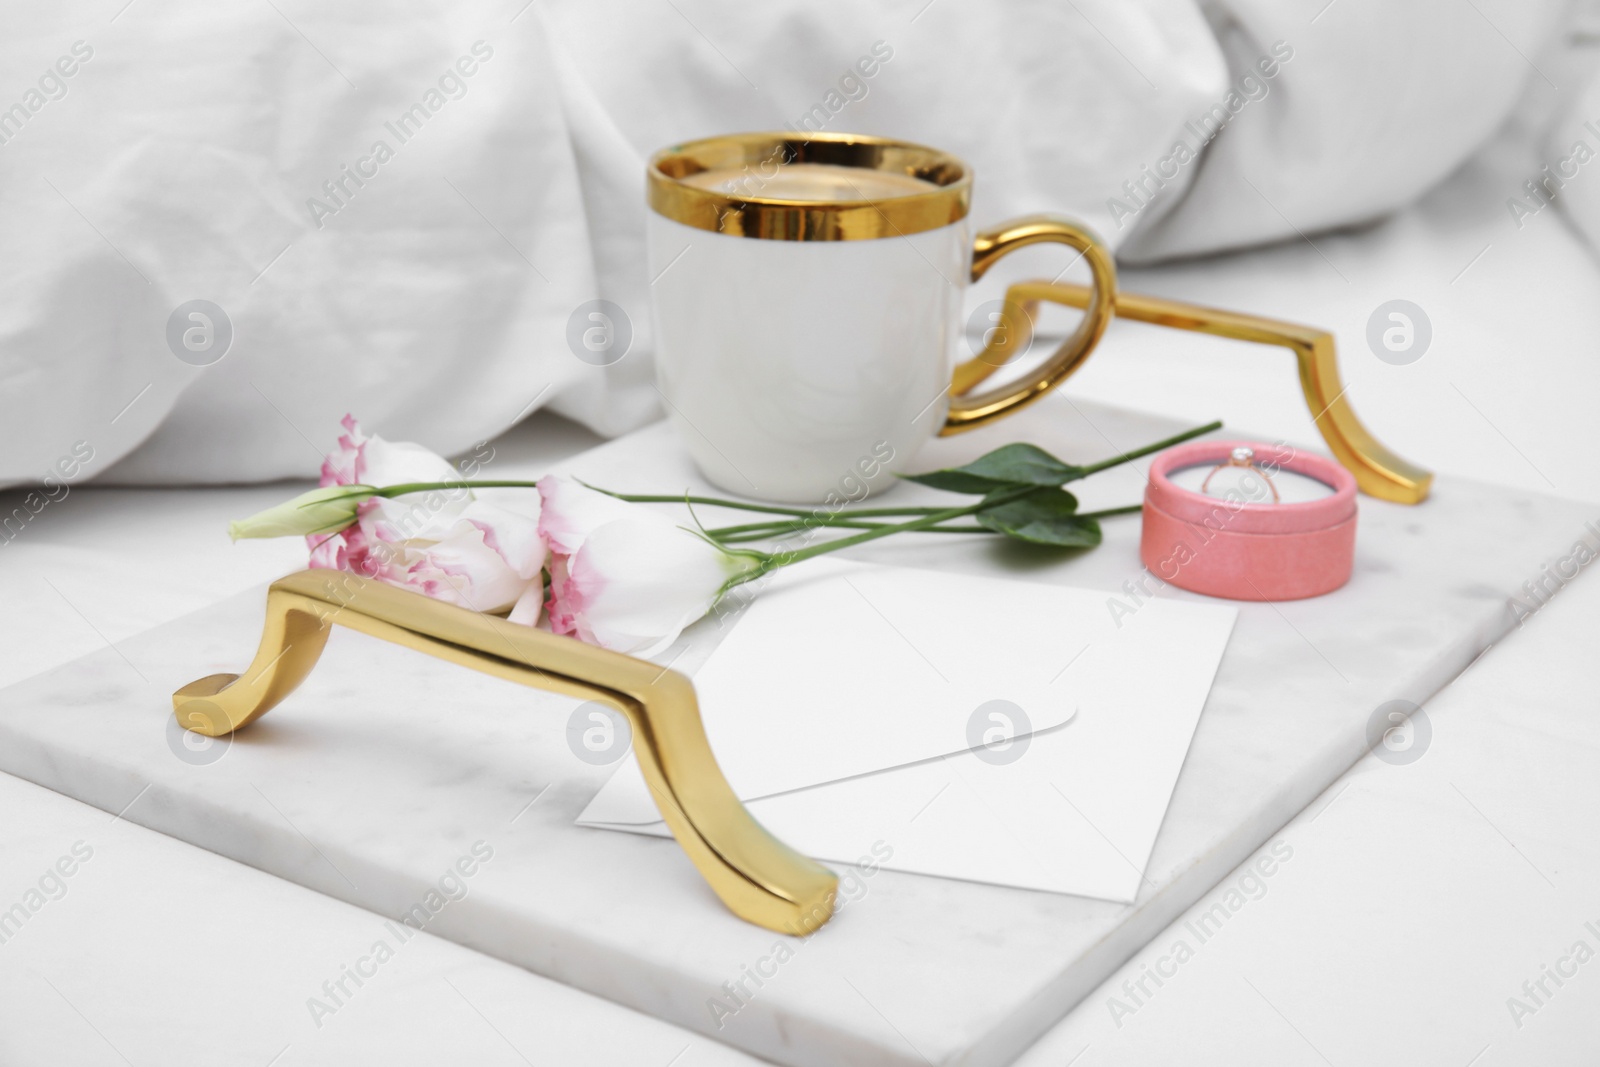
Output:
[
  {"left": 349, "top": 479, "right": 954, "bottom": 518},
  {"left": 708, "top": 503, "right": 1144, "bottom": 543},
  {"left": 593, "top": 419, "right": 1216, "bottom": 522},
  {"left": 1073, "top": 420, "right": 1223, "bottom": 477},
  {"left": 342, "top": 420, "right": 1217, "bottom": 518},
  {"left": 712, "top": 521, "right": 993, "bottom": 543},
  {"left": 705, "top": 518, "right": 937, "bottom": 538},
  {"left": 581, "top": 486, "right": 950, "bottom": 519},
  {"left": 753, "top": 485, "right": 1040, "bottom": 573},
  {"left": 366, "top": 480, "right": 544, "bottom": 498}
]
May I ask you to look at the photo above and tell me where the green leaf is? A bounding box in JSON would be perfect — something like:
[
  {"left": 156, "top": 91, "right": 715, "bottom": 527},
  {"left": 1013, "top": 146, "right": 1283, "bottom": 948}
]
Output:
[
  {"left": 974, "top": 488, "right": 1102, "bottom": 547},
  {"left": 902, "top": 443, "right": 1086, "bottom": 494}
]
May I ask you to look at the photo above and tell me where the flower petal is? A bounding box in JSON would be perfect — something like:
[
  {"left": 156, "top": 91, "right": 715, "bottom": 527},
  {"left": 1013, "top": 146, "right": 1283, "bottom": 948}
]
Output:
[
  {"left": 393, "top": 521, "right": 535, "bottom": 615},
  {"left": 361, "top": 433, "right": 462, "bottom": 488},
  {"left": 556, "top": 519, "right": 759, "bottom": 656},
  {"left": 537, "top": 475, "right": 663, "bottom": 558},
  {"left": 461, "top": 497, "right": 546, "bottom": 581},
  {"left": 320, "top": 413, "right": 368, "bottom": 487},
  {"left": 507, "top": 582, "right": 544, "bottom": 627}
]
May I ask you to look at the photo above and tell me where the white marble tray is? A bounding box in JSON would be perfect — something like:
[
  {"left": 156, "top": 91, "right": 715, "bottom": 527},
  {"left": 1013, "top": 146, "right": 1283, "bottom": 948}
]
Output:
[{"left": 0, "top": 400, "right": 1586, "bottom": 1067}]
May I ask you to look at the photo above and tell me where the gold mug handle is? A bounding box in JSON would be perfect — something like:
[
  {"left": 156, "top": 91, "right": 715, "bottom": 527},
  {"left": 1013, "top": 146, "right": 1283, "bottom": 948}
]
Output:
[{"left": 942, "top": 214, "right": 1117, "bottom": 434}]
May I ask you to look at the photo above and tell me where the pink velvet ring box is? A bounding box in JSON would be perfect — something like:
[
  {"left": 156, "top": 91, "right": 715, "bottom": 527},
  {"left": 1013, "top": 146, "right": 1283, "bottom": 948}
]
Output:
[{"left": 1139, "top": 439, "right": 1358, "bottom": 601}]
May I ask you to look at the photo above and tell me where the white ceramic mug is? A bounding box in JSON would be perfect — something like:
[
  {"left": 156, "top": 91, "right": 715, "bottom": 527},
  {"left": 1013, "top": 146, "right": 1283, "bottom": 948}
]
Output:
[{"left": 646, "top": 132, "right": 1117, "bottom": 504}]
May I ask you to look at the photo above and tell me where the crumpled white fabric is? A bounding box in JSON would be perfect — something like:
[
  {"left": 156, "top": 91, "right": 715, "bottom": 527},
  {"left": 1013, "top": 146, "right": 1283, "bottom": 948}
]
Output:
[
  {"left": 0, "top": 0, "right": 1572, "bottom": 486},
  {"left": 1547, "top": 20, "right": 1600, "bottom": 260}
]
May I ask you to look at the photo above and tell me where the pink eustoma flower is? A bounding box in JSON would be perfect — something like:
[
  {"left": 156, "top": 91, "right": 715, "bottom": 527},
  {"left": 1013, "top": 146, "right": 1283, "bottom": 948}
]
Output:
[
  {"left": 538, "top": 476, "right": 762, "bottom": 655},
  {"left": 309, "top": 416, "right": 546, "bottom": 623}
]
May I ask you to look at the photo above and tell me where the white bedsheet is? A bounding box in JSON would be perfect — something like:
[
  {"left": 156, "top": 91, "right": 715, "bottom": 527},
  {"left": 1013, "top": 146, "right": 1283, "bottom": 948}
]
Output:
[{"left": 0, "top": 0, "right": 1578, "bottom": 487}]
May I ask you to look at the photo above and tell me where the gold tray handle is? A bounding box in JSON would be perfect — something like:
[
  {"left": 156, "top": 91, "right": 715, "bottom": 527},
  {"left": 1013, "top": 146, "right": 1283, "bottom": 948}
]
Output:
[
  {"left": 173, "top": 570, "right": 838, "bottom": 934},
  {"left": 949, "top": 281, "right": 1432, "bottom": 504}
]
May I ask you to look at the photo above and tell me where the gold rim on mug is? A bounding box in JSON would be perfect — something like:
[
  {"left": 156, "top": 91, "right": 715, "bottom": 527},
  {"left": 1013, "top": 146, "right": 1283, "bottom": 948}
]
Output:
[{"left": 648, "top": 131, "right": 971, "bottom": 241}]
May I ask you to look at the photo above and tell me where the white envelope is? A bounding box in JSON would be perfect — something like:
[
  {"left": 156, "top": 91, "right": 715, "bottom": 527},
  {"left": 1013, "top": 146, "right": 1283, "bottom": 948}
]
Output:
[
  {"left": 578, "top": 560, "right": 1236, "bottom": 903},
  {"left": 632, "top": 558, "right": 1078, "bottom": 802}
]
